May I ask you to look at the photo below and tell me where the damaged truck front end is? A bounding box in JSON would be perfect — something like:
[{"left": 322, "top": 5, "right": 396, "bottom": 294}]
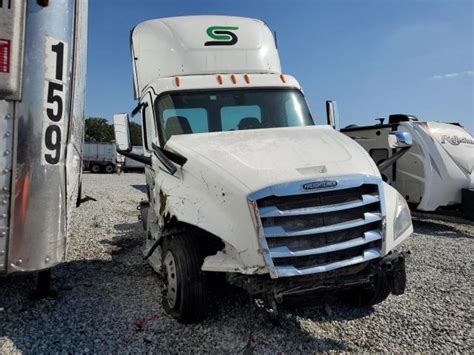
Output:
[
  {"left": 115, "top": 15, "right": 413, "bottom": 323},
  {"left": 230, "top": 174, "right": 409, "bottom": 310},
  {"left": 132, "top": 133, "right": 412, "bottom": 321}
]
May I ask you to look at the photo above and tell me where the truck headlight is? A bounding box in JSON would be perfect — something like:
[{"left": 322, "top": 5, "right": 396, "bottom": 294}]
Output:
[{"left": 394, "top": 193, "right": 412, "bottom": 239}]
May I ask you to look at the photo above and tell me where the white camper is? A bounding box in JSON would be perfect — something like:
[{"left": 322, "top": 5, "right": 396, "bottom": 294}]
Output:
[
  {"left": 341, "top": 115, "right": 474, "bottom": 218},
  {"left": 114, "top": 16, "right": 413, "bottom": 322},
  {"left": 0, "top": 0, "right": 87, "bottom": 289}
]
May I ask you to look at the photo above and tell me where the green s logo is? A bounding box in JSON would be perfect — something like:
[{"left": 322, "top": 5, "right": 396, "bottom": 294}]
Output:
[{"left": 205, "top": 26, "right": 239, "bottom": 46}]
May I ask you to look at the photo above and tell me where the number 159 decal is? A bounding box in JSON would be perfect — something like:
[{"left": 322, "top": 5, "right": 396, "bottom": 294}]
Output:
[{"left": 42, "top": 37, "right": 68, "bottom": 165}]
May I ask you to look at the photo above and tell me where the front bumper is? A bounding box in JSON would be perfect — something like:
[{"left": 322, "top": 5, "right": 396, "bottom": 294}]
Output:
[{"left": 228, "top": 251, "right": 407, "bottom": 301}]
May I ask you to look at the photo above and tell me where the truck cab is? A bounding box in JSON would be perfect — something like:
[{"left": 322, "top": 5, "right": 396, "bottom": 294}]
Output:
[{"left": 114, "top": 16, "right": 413, "bottom": 322}]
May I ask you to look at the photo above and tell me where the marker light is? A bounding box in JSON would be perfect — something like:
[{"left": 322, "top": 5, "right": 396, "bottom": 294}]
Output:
[
  {"left": 217, "top": 75, "right": 223, "bottom": 85},
  {"left": 175, "top": 76, "right": 180, "bottom": 87},
  {"left": 0, "top": 40, "right": 10, "bottom": 73},
  {"left": 231, "top": 74, "right": 237, "bottom": 84},
  {"left": 244, "top": 74, "right": 250, "bottom": 84},
  {"left": 280, "top": 74, "right": 286, "bottom": 83}
]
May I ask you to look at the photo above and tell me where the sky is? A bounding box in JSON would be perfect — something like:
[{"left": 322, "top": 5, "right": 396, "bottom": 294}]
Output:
[{"left": 86, "top": 0, "right": 474, "bottom": 132}]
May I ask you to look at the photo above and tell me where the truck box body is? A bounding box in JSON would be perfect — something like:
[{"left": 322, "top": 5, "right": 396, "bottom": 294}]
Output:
[
  {"left": 341, "top": 118, "right": 474, "bottom": 211},
  {"left": 0, "top": 0, "right": 87, "bottom": 273},
  {"left": 83, "top": 142, "right": 116, "bottom": 171},
  {"left": 84, "top": 143, "right": 116, "bottom": 163}
]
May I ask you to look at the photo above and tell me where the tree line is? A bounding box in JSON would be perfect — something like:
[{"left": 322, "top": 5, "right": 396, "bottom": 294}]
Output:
[{"left": 85, "top": 117, "right": 143, "bottom": 145}]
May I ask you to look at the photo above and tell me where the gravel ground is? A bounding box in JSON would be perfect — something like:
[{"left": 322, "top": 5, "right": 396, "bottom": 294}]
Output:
[{"left": 0, "top": 173, "right": 472, "bottom": 353}]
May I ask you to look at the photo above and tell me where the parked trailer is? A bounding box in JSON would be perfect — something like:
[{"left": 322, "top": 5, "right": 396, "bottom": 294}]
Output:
[
  {"left": 83, "top": 142, "right": 116, "bottom": 173},
  {"left": 0, "top": 0, "right": 87, "bottom": 290},
  {"left": 341, "top": 115, "right": 474, "bottom": 218},
  {"left": 114, "top": 16, "right": 413, "bottom": 323}
]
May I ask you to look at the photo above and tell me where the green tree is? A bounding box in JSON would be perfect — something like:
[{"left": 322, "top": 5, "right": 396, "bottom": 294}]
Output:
[
  {"left": 85, "top": 117, "right": 114, "bottom": 142},
  {"left": 85, "top": 117, "right": 143, "bottom": 146}
]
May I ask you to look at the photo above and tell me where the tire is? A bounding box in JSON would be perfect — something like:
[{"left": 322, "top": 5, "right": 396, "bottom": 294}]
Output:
[
  {"left": 349, "top": 271, "right": 391, "bottom": 307},
  {"left": 161, "top": 234, "right": 207, "bottom": 323},
  {"left": 90, "top": 164, "right": 101, "bottom": 174},
  {"left": 104, "top": 164, "right": 115, "bottom": 174}
]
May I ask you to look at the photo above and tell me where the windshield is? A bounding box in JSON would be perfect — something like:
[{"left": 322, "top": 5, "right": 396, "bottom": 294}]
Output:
[{"left": 155, "top": 88, "right": 314, "bottom": 143}]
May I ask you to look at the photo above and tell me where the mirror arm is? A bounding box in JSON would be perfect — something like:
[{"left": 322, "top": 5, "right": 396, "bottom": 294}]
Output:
[
  {"left": 117, "top": 149, "right": 152, "bottom": 166},
  {"left": 377, "top": 147, "right": 410, "bottom": 172},
  {"left": 152, "top": 145, "right": 177, "bottom": 175},
  {"left": 152, "top": 143, "right": 188, "bottom": 166},
  {"left": 131, "top": 102, "right": 147, "bottom": 117}
]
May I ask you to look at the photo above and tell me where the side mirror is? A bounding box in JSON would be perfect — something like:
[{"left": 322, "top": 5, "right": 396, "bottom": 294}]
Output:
[
  {"left": 113, "top": 112, "right": 152, "bottom": 166},
  {"left": 113, "top": 113, "right": 131, "bottom": 152},
  {"left": 326, "top": 100, "right": 339, "bottom": 129},
  {"left": 388, "top": 131, "right": 412, "bottom": 149}
]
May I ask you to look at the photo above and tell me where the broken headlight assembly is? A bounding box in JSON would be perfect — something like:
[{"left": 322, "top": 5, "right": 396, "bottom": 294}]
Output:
[{"left": 394, "top": 193, "right": 412, "bottom": 240}]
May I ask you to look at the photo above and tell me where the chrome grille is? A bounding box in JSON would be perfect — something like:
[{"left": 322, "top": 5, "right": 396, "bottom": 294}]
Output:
[{"left": 249, "top": 176, "right": 385, "bottom": 278}]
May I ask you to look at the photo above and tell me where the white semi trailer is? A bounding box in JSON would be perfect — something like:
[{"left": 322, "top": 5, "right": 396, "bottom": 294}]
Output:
[
  {"left": 83, "top": 142, "right": 116, "bottom": 173},
  {"left": 341, "top": 115, "right": 474, "bottom": 218},
  {"left": 114, "top": 16, "right": 413, "bottom": 323},
  {"left": 0, "top": 0, "right": 87, "bottom": 292}
]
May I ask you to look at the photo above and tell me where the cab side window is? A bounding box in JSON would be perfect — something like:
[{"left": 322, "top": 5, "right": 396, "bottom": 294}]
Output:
[{"left": 142, "top": 99, "right": 156, "bottom": 150}]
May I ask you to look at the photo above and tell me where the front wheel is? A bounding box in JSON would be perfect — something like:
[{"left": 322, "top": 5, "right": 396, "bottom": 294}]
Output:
[{"left": 162, "top": 234, "right": 207, "bottom": 323}]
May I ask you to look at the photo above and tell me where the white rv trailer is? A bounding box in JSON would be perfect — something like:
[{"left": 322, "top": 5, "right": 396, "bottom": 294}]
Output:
[
  {"left": 341, "top": 115, "right": 474, "bottom": 218},
  {"left": 0, "top": 0, "right": 88, "bottom": 287},
  {"left": 114, "top": 16, "right": 414, "bottom": 323}
]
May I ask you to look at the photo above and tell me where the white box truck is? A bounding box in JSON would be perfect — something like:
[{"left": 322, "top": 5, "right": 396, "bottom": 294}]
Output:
[
  {"left": 83, "top": 142, "right": 116, "bottom": 173},
  {"left": 114, "top": 16, "right": 413, "bottom": 322},
  {"left": 0, "top": 0, "right": 87, "bottom": 292},
  {"left": 341, "top": 115, "right": 474, "bottom": 218}
]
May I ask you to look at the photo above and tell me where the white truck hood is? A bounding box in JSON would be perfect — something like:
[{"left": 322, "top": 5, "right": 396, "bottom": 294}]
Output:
[{"left": 167, "top": 126, "right": 379, "bottom": 192}]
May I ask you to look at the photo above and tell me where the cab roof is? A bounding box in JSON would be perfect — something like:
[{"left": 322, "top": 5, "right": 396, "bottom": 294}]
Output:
[{"left": 130, "top": 15, "right": 281, "bottom": 99}]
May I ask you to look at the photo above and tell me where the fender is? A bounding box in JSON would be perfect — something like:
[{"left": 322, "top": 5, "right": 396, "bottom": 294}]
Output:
[{"left": 151, "top": 157, "right": 267, "bottom": 272}]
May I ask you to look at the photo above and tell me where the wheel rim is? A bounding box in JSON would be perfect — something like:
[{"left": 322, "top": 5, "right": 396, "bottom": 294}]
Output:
[
  {"left": 91, "top": 165, "right": 100, "bottom": 173},
  {"left": 164, "top": 251, "right": 178, "bottom": 308},
  {"left": 105, "top": 165, "right": 113, "bottom": 173}
]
